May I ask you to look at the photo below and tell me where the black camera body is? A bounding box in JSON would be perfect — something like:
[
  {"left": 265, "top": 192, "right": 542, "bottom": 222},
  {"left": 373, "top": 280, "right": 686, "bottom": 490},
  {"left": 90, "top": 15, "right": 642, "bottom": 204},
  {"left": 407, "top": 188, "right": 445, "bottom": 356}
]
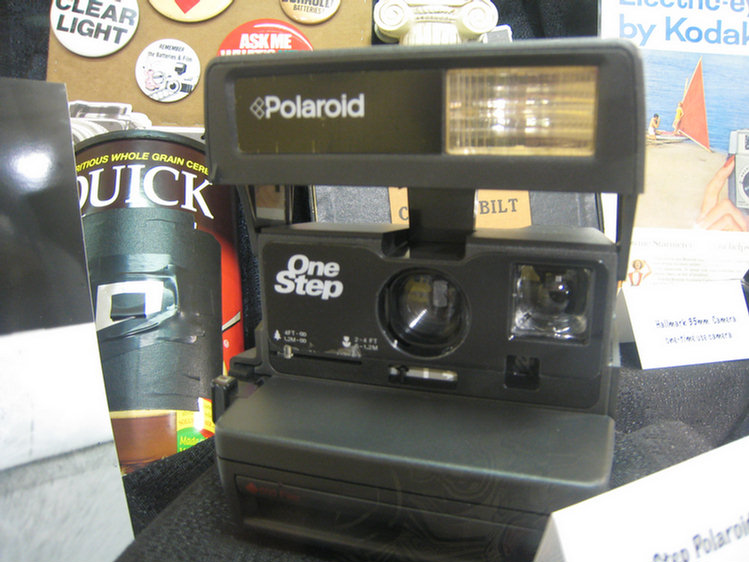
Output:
[
  {"left": 205, "top": 40, "right": 644, "bottom": 560},
  {"left": 729, "top": 129, "right": 749, "bottom": 213}
]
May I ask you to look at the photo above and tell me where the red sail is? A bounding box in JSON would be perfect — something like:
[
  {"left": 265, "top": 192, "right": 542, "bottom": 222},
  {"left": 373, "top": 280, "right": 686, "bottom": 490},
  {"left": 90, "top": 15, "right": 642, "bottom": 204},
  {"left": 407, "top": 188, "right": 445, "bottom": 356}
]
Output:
[{"left": 677, "top": 58, "right": 710, "bottom": 151}]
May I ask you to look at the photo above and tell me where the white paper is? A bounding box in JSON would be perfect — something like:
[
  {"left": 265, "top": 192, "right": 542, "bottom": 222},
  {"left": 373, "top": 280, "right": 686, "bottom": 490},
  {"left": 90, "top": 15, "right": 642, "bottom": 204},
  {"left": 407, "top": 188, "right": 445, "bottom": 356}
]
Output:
[
  {"left": 0, "top": 322, "right": 115, "bottom": 471},
  {"left": 534, "top": 436, "right": 749, "bottom": 562},
  {"left": 623, "top": 280, "right": 749, "bottom": 369},
  {"left": 624, "top": 229, "right": 749, "bottom": 287}
]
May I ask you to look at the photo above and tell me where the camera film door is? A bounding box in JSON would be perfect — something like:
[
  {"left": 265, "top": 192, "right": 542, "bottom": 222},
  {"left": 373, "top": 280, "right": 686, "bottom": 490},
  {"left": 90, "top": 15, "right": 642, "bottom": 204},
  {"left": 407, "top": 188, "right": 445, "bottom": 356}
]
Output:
[{"left": 216, "top": 375, "right": 615, "bottom": 561}]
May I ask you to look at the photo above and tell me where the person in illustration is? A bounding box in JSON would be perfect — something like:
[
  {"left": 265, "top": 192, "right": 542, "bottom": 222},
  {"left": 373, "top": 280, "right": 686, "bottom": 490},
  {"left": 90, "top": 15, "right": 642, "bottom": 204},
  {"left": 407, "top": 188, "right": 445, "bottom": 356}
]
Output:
[
  {"left": 647, "top": 113, "right": 660, "bottom": 139},
  {"left": 697, "top": 155, "right": 749, "bottom": 231},
  {"left": 672, "top": 101, "right": 684, "bottom": 133},
  {"left": 627, "top": 259, "right": 652, "bottom": 286}
]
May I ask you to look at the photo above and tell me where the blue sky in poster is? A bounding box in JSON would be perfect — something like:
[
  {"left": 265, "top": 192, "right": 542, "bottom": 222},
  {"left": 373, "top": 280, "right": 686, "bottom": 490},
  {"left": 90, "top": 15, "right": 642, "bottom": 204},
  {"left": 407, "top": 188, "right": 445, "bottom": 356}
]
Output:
[{"left": 642, "top": 48, "right": 749, "bottom": 153}]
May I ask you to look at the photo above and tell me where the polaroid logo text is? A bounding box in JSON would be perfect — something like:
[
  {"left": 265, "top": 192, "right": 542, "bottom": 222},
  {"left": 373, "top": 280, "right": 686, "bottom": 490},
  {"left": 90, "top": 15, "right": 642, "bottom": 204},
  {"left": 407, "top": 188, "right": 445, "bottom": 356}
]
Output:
[
  {"left": 274, "top": 254, "right": 344, "bottom": 300},
  {"left": 251, "top": 93, "right": 365, "bottom": 120}
]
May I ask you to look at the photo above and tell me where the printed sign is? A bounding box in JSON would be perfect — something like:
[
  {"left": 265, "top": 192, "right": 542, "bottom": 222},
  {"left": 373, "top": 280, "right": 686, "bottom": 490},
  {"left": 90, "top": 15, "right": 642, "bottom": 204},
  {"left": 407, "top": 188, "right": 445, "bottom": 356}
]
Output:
[
  {"left": 218, "top": 19, "right": 313, "bottom": 56},
  {"left": 624, "top": 229, "right": 749, "bottom": 287},
  {"left": 50, "top": 0, "right": 139, "bottom": 57},
  {"left": 623, "top": 280, "right": 749, "bottom": 369},
  {"left": 148, "top": 0, "right": 233, "bottom": 23},
  {"left": 389, "top": 188, "right": 532, "bottom": 228},
  {"left": 280, "top": 0, "right": 340, "bottom": 24},
  {"left": 135, "top": 39, "right": 201, "bottom": 103},
  {"left": 601, "top": 0, "right": 749, "bottom": 55},
  {"left": 534, "top": 436, "right": 749, "bottom": 562}
]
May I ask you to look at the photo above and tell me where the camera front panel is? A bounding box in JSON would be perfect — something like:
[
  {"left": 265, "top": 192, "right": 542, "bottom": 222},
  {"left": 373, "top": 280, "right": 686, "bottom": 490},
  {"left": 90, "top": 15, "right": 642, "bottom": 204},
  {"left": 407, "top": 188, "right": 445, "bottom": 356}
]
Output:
[{"left": 258, "top": 225, "right": 618, "bottom": 412}]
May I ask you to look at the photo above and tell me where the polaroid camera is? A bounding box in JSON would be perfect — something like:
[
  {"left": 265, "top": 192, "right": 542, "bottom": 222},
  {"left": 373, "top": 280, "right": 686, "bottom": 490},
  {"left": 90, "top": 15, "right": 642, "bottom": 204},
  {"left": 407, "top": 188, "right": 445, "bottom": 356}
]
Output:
[{"left": 204, "top": 39, "right": 644, "bottom": 561}]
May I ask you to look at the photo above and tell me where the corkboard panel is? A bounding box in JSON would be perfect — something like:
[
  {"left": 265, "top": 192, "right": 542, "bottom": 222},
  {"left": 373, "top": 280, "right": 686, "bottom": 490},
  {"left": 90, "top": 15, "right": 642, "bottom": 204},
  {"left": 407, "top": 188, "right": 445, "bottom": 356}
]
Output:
[{"left": 47, "top": 0, "right": 373, "bottom": 128}]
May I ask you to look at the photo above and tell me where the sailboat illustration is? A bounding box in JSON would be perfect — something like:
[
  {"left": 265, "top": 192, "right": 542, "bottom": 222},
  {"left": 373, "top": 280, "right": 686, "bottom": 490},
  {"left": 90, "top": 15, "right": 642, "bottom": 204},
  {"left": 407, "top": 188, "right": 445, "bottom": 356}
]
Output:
[
  {"left": 651, "top": 58, "right": 711, "bottom": 151},
  {"left": 674, "top": 58, "right": 710, "bottom": 151}
]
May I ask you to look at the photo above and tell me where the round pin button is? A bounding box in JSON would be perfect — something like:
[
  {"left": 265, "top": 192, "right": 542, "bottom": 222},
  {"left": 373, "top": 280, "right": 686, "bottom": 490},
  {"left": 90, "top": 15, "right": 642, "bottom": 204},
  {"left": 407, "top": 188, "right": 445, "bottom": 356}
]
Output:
[
  {"left": 148, "top": 0, "right": 233, "bottom": 23},
  {"left": 50, "top": 0, "right": 140, "bottom": 58},
  {"left": 279, "top": 0, "right": 340, "bottom": 25},
  {"left": 217, "top": 19, "right": 313, "bottom": 56},
  {"left": 135, "top": 39, "right": 201, "bottom": 103}
]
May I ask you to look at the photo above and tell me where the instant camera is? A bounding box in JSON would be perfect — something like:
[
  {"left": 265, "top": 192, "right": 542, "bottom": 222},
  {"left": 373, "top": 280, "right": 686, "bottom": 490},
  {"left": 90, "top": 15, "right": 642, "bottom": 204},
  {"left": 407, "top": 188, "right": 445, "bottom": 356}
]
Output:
[{"left": 204, "top": 39, "right": 644, "bottom": 561}]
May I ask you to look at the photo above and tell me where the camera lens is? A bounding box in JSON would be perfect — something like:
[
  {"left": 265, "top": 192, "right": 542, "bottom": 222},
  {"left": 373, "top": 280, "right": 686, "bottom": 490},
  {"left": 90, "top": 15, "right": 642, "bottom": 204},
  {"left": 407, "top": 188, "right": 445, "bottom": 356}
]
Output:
[
  {"left": 512, "top": 265, "right": 589, "bottom": 341},
  {"left": 382, "top": 270, "right": 467, "bottom": 357},
  {"left": 537, "top": 273, "right": 573, "bottom": 314}
]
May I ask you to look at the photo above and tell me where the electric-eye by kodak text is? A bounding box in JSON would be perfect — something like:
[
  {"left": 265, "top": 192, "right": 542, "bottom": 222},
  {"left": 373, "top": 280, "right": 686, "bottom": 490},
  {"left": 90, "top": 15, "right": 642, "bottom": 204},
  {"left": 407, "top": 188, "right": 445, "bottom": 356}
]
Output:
[{"left": 205, "top": 39, "right": 644, "bottom": 561}]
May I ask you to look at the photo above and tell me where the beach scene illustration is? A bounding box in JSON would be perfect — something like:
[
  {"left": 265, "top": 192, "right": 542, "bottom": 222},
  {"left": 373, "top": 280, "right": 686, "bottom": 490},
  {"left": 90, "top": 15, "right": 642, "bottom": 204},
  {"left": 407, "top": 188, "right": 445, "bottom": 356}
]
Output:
[{"left": 637, "top": 49, "right": 749, "bottom": 231}]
